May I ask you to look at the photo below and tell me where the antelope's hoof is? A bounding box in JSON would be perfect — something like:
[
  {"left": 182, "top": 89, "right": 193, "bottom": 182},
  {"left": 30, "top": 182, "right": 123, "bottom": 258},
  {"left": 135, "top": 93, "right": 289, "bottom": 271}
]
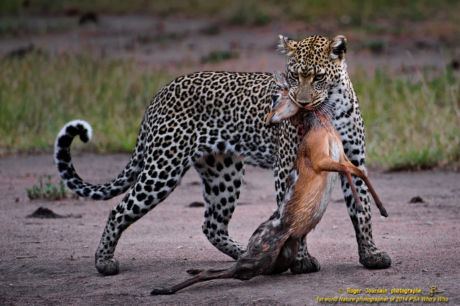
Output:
[
  {"left": 290, "top": 255, "right": 321, "bottom": 274},
  {"left": 360, "top": 251, "right": 391, "bottom": 269},
  {"left": 95, "top": 258, "right": 120, "bottom": 276},
  {"left": 151, "top": 287, "right": 174, "bottom": 295}
]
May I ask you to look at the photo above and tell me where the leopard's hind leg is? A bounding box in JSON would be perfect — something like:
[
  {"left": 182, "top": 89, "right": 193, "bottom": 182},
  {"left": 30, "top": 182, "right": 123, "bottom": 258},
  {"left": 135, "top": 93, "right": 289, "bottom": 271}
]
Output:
[
  {"left": 194, "top": 154, "right": 246, "bottom": 259},
  {"left": 95, "top": 135, "right": 192, "bottom": 275}
]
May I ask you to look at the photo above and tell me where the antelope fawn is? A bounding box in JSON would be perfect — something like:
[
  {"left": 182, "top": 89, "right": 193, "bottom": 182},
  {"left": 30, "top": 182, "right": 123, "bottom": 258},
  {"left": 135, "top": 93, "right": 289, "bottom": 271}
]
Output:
[{"left": 150, "top": 73, "right": 387, "bottom": 295}]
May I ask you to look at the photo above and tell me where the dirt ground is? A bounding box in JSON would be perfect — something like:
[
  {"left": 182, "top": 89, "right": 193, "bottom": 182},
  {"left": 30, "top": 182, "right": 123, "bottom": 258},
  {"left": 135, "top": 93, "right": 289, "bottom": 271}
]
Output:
[
  {"left": 0, "top": 154, "right": 459, "bottom": 305},
  {"left": 1, "top": 13, "right": 459, "bottom": 306}
]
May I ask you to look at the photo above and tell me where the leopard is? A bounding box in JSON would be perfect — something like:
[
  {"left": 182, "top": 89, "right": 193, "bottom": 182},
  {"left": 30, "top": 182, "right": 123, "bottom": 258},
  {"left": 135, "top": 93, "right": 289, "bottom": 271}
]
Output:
[{"left": 54, "top": 34, "right": 391, "bottom": 276}]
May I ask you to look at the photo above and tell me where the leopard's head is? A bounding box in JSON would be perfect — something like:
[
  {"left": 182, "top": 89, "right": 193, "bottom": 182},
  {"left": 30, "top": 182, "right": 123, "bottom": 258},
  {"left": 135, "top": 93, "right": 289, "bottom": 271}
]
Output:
[{"left": 278, "top": 34, "right": 347, "bottom": 111}]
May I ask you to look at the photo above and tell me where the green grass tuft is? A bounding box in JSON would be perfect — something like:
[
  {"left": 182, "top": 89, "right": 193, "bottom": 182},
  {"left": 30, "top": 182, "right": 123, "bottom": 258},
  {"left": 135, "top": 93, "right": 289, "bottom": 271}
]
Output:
[{"left": 27, "top": 175, "right": 68, "bottom": 200}]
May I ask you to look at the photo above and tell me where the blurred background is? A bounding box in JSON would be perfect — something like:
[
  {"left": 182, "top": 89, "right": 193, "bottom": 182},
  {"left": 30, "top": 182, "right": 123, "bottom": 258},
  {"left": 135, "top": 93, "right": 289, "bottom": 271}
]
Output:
[{"left": 0, "top": 0, "right": 459, "bottom": 170}]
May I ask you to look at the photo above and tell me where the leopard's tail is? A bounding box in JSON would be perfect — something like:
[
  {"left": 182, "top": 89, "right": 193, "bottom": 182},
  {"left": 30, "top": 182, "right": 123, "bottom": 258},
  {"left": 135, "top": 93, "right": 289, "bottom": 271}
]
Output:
[{"left": 54, "top": 119, "right": 144, "bottom": 200}]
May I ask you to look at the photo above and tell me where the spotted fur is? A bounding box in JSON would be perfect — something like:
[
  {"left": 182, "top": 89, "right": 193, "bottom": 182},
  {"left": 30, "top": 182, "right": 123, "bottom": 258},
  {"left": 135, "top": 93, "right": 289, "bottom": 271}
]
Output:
[{"left": 54, "top": 35, "right": 391, "bottom": 276}]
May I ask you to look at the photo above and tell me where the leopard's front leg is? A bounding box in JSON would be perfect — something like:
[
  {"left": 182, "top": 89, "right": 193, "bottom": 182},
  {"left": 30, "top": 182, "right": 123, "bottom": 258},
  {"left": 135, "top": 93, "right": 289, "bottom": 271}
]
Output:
[{"left": 334, "top": 101, "right": 391, "bottom": 269}]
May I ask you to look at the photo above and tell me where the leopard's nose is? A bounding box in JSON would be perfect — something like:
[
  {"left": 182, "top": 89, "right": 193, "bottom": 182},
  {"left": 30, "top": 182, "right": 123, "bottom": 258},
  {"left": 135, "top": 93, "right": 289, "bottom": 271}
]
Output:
[
  {"left": 295, "top": 87, "right": 311, "bottom": 105},
  {"left": 296, "top": 74, "right": 314, "bottom": 106}
]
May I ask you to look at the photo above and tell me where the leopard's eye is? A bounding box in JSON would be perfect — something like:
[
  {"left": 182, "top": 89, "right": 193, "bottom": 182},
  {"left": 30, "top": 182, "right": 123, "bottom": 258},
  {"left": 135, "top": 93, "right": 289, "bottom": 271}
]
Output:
[{"left": 313, "top": 73, "right": 326, "bottom": 82}]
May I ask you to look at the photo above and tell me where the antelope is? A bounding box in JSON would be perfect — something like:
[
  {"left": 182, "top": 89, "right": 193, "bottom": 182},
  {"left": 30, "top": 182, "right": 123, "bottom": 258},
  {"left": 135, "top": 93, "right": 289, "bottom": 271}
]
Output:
[{"left": 150, "top": 72, "right": 388, "bottom": 295}]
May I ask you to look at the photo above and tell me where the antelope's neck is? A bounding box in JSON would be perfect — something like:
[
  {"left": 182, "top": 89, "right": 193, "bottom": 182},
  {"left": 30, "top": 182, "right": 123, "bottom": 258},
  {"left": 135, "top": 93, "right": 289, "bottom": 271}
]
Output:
[
  {"left": 285, "top": 120, "right": 341, "bottom": 238},
  {"left": 296, "top": 110, "right": 334, "bottom": 140}
]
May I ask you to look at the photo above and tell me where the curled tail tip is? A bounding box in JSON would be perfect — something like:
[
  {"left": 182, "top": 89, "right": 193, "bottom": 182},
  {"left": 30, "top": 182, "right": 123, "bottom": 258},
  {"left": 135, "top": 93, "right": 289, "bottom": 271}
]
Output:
[
  {"left": 55, "top": 119, "right": 92, "bottom": 147},
  {"left": 63, "top": 119, "right": 93, "bottom": 143},
  {"left": 54, "top": 119, "right": 92, "bottom": 163},
  {"left": 74, "top": 119, "right": 93, "bottom": 142}
]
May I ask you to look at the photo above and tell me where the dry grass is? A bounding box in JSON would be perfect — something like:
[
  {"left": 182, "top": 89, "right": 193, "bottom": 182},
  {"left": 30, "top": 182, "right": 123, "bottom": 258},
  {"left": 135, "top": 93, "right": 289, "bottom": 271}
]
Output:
[
  {"left": 356, "top": 69, "right": 460, "bottom": 170},
  {"left": 0, "top": 52, "right": 170, "bottom": 152},
  {"left": 0, "top": 53, "right": 458, "bottom": 169}
]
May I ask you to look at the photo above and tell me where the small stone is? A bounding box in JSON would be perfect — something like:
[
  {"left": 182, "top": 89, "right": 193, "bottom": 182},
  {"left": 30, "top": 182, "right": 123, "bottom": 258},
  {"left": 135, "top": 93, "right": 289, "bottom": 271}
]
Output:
[
  {"left": 27, "top": 207, "right": 63, "bottom": 218},
  {"left": 188, "top": 201, "right": 205, "bottom": 208},
  {"left": 409, "top": 196, "right": 425, "bottom": 203}
]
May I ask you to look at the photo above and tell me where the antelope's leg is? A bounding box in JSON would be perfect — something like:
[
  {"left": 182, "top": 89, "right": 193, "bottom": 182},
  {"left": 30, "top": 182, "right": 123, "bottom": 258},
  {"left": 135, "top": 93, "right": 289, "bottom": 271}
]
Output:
[
  {"left": 316, "top": 159, "right": 387, "bottom": 217},
  {"left": 151, "top": 269, "right": 234, "bottom": 295},
  {"left": 343, "top": 165, "right": 388, "bottom": 217},
  {"left": 314, "top": 159, "right": 363, "bottom": 212},
  {"left": 186, "top": 268, "right": 227, "bottom": 275},
  {"left": 343, "top": 171, "right": 364, "bottom": 212}
]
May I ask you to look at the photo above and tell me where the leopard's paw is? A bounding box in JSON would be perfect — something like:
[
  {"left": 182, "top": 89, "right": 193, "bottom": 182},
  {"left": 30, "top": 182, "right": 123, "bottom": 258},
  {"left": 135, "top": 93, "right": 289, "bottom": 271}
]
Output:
[
  {"left": 290, "top": 255, "right": 321, "bottom": 274},
  {"left": 95, "top": 258, "right": 120, "bottom": 276},
  {"left": 360, "top": 251, "right": 391, "bottom": 269}
]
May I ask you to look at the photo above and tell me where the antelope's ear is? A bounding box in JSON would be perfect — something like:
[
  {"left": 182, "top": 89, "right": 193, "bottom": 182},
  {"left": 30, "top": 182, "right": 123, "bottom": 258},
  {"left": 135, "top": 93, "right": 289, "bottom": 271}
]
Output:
[
  {"left": 330, "top": 35, "right": 347, "bottom": 60},
  {"left": 273, "top": 71, "right": 288, "bottom": 89},
  {"left": 265, "top": 96, "right": 300, "bottom": 125},
  {"left": 278, "top": 35, "right": 298, "bottom": 57}
]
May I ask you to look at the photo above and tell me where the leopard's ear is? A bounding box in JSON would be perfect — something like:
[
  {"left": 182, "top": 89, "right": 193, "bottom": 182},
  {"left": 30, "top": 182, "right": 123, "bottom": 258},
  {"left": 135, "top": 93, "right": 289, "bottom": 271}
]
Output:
[
  {"left": 330, "top": 35, "right": 347, "bottom": 60},
  {"left": 278, "top": 35, "right": 298, "bottom": 57}
]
